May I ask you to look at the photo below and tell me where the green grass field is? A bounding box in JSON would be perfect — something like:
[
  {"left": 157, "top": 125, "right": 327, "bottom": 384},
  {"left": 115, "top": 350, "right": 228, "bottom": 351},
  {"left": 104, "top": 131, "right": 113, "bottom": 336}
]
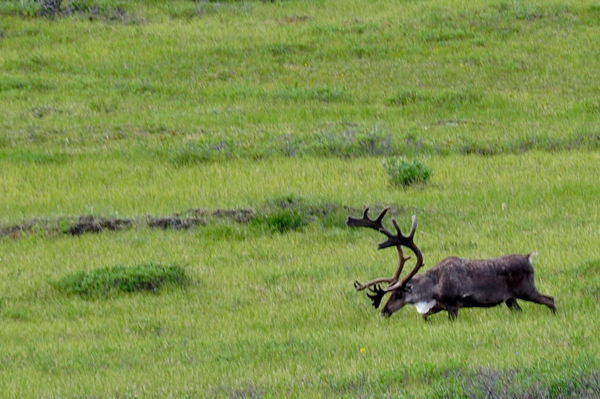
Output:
[{"left": 1, "top": 0, "right": 600, "bottom": 398}]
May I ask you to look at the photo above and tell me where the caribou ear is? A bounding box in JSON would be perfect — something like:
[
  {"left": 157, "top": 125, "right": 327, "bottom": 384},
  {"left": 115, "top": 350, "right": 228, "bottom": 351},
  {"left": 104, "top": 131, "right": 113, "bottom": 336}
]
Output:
[{"left": 404, "top": 283, "right": 413, "bottom": 293}]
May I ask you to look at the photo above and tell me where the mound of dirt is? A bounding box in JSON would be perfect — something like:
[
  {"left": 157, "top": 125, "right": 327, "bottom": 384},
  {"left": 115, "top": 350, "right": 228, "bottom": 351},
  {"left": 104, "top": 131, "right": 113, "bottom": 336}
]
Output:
[
  {"left": 147, "top": 217, "right": 206, "bottom": 230},
  {"left": 211, "top": 209, "right": 255, "bottom": 223},
  {"left": 1, "top": 202, "right": 418, "bottom": 239},
  {"left": 67, "top": 216, "right": 132, "bottom": 236}
]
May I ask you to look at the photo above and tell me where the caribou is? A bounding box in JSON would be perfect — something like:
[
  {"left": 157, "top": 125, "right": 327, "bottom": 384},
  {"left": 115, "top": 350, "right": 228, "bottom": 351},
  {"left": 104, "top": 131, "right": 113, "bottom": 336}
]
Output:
[{"left": 347, "top": 207, "right": 556, "bottom": 319}]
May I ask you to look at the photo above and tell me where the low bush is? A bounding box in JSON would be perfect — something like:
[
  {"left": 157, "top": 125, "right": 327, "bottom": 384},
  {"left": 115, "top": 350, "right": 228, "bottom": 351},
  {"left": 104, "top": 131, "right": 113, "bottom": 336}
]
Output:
[
  {"left": 382, "top": 157, "right": 431, "bottom": 187},
  {"left": 50, "top": 263, "right": 189, "bottom": 298},
  {"left": 253, "top": 196, "right": 313, "bottom": 233}
]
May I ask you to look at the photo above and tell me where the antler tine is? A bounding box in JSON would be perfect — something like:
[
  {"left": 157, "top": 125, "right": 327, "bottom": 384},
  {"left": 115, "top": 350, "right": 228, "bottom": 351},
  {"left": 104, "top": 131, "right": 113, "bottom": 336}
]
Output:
[
  {"left": 354, "top": 277, "right": 394, "bottom": 291},
  {"left": 346, "top": 206, "right": 391, "bottom": 232},
  {"left": 408, "top": 214, "right": 418, "bottom": 239},
  {"left": 366, "top": 285, "right": 386, "bottom": 308},
  {"left": 359, "top": 207, "right": 370, "bottom": 220},
  {"left": 374, "top": 207, "right": 389, "bottom": 224},
  {"left": 390, "top": 245, "right": 411, "bottom": 282},
  {"left": 377, "top": 215, "right": 417, "bottom": 250}
]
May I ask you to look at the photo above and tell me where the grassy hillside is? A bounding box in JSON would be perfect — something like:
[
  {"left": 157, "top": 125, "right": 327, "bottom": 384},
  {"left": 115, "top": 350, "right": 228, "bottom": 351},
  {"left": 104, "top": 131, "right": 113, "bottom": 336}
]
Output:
[
  {"left": 2, "top": 154, "right": 600, "bottom": 398},
  {"left": 1, "top": 0, "right": 600, "bottom": 159},
  {"left": 1, "top": 0, "right": 600, "bottom": 398}
]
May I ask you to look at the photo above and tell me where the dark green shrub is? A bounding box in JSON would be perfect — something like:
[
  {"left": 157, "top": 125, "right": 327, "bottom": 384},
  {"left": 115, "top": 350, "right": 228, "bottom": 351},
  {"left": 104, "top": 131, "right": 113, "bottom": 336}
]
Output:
[
  {"left": 383, "top": 157, "right": 431, "bottom": 187},
  {"left": 50, "top": 263, "right": 189, "bottom": 298},
  {"left": 252, "top": 196, "right": 313, "bottom": 233},
  {"left": 253, "top": 208, "right": 311, "bottom": 233}
]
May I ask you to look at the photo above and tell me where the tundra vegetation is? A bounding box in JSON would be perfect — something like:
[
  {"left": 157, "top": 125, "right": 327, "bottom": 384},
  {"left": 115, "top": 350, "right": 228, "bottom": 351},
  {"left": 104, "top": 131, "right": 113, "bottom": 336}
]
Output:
[{"left": 0, "top": 0, "right": 599, "bottom": 398}]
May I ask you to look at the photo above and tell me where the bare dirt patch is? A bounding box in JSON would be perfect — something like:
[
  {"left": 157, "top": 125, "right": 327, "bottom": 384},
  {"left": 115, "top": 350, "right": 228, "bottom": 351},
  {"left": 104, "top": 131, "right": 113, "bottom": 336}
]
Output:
[
  {"left": 147, "top": 217, "right": 206, "bottom": 230},
  {"left": 67, "top": 216, "right": 132, "bottom": 236},
  {"left": 1, "top": 201, "right": 417, "bottom": 239},
  {"left": 0, "top": 208, "right": 255, "bottom": 238}
]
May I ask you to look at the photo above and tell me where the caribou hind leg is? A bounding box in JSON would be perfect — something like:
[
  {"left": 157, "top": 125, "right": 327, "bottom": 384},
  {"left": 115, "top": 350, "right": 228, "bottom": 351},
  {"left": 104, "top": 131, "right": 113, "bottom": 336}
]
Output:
[{"left": 519, "top": 291, "right": 556, "bottom": 313}]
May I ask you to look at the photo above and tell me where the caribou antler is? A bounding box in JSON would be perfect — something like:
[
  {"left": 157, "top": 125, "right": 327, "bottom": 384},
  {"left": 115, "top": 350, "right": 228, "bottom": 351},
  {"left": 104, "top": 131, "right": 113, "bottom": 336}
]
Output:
[
  {"left": 378, "top": 215, "right": 424, "bottom": 292},
  {"left": 347, "top": 208, "right": 425, "bottom": 303},
  {"left": 366, "top": 284, "right": 386, "bottom": 309},
  {"left": 347, "top": 207, "right": 401, "bottom": 291},
  {"left": 353, "top": 246, "right": 412, "bottom": 309},
  {"left": 352, "top": 246, "right": 411, "bottom": 291},
  {"left": 346, "top": 207, "right": 392, "bottom": 235}
]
